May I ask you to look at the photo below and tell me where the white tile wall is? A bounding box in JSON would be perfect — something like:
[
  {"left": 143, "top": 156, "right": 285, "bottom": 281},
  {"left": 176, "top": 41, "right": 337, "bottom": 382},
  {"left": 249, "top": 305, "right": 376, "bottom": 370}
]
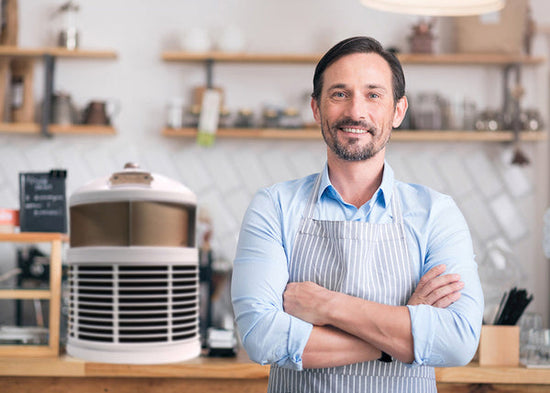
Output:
[{"left": 0, "top": 137, "right": 541, "bottom": 290}]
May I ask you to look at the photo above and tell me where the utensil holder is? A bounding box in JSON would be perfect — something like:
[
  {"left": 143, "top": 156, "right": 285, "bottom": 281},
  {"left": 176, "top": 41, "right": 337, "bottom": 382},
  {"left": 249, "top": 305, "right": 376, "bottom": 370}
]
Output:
[{"left": 478, "top": 325, "right": 520, "bottom": 366}]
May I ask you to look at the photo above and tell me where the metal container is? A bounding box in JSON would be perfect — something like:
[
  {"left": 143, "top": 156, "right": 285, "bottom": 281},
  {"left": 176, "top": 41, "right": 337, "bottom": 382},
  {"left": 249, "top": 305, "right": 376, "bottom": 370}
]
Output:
[{"left": 66, "top": 163, "right": 200, "bottom": 364}]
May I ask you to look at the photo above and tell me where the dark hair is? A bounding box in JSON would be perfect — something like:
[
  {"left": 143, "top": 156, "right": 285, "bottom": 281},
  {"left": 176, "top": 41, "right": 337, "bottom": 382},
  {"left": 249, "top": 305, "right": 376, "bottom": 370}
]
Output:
[{"left": 311, "top": 36, "right": 405, "bottom": 105}]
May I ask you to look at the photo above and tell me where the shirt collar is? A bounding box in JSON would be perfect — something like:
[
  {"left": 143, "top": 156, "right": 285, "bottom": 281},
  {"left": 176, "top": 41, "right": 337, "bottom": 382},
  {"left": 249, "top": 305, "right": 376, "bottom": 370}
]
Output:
[{"left": 317, "top": 161, "right": 394, "bottom": 208}]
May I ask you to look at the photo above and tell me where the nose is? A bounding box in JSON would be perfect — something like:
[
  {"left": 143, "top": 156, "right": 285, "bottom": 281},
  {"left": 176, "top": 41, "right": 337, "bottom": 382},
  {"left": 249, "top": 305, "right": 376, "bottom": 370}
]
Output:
[{"left": 345, "top": 94, "right": 367, "bottom": 120}]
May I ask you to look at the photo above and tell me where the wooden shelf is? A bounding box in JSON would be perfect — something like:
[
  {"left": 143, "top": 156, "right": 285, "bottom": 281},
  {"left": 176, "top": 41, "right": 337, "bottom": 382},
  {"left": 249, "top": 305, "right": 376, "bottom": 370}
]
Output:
[
  {"left": 0, "top": 47, "right": 117, "bottom": 138},
  {"left": 0, "top": 46, "right": 117, "bottom": 59},
  {"left": 0, "top": 232, "right": 64, "bottom": 357},
  {"left": 0, "top": 122, "right": 40, "bottom": 134},
  {"left": 43, "top": 48, "right": 117, "bottom": 59},
  {"left": 164, "top": 127, "right": 322, "bottom": 139},
  {"left": 49, "top": 124, "right": 116, "bottom": 135},
  {"left": 162, "top": 127, "right": 547, "bottom": 142},
  {"left": 398, "top": 53, "right": 545, "bottom": 65},
  {"left": 392, "top": 130, "right": 548, "bottom": 142},
  {"left": 0, "top": 232, "right": 68, "bottom": 242},
  {"left": 0, "top": 123, "right": 116, "bottom": 135},
  {"left": 163, "top": 51, "right": 322, "bottom": 64},
  {"left": 0, "top": 290, "right": 51, "bottom": 300},
  {"left": 162, "top": 51, "right": 544, "bottom": 65}
]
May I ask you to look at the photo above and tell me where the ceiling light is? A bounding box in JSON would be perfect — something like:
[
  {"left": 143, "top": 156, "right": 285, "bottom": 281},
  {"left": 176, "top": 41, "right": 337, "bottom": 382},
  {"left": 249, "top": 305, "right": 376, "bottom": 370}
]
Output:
[{"left": 359, "top": 0, "right": 505, "bottom": 16}]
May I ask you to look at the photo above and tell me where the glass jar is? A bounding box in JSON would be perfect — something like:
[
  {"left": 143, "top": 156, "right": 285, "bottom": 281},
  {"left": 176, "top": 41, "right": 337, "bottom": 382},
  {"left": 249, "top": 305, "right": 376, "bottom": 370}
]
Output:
[
  {"left": 183, "top": 105, "right": 201, "bottom": 128},
  {"left": 523, "top": 109, "right": 543, "bottom": 131},
  {"left": 234, "top": 108, "right": 254, "bottom": 128},
  {"left": 279, "top": 107, "right": 302, "bottom": 129},
  {"left": 413, "top": 92, "right": 443, "bottom": 130},
  {"left": 218, "top": 107, "right": 232, "bottom": 128},
  {"left": 262, "top": 108, "right": 280, "bottom": 128}
]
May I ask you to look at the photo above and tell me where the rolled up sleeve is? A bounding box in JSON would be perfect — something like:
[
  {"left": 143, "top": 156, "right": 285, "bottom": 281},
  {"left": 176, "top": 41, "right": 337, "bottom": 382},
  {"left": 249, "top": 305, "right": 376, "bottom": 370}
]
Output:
[
  {"left": 407, "top": 195, "right": 484, "bottom": 367},
  {"left": 231, "top": 188, "right": 313, "bottom": 370}
]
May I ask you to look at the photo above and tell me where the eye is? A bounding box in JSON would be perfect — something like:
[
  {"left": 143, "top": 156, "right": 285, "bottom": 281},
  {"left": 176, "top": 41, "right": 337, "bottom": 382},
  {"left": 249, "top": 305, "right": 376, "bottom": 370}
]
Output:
[
  {"left": 369, "top": 92, "right": 380, "bottom": 99},
  {"left": 331, "top": 91, "right": 347, "bottom": 100}
]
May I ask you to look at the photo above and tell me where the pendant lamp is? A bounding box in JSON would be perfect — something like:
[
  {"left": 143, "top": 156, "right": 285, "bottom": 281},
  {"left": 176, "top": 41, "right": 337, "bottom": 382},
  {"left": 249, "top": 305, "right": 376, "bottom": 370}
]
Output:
[{"left": 359, "top": 0, "right": 505, "bottom": 16}]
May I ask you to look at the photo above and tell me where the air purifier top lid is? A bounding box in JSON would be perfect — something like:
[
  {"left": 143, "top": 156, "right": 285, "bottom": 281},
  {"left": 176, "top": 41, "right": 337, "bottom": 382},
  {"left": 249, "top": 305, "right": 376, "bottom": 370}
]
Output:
[{"left": 70, "top": 162, "right": 197, "bottom": 206}]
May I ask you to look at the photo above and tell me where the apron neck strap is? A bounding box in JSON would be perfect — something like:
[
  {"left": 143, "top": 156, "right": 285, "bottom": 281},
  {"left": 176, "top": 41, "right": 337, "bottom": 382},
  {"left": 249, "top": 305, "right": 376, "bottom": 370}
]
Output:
[
  {"left": 305, "top": 172, "right": 404, "bottom": 223},
  {"left": 390, "top": 187, "right": 403, "bottom": 224},
  {"left": 304, "top": 173, "right": 323, "bottom": 219}
]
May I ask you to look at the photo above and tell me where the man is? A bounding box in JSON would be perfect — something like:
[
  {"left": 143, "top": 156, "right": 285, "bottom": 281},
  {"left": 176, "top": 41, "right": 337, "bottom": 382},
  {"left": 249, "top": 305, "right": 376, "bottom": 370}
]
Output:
[{"left": 231, "top": 36, "right": 483, "bottom": 392}]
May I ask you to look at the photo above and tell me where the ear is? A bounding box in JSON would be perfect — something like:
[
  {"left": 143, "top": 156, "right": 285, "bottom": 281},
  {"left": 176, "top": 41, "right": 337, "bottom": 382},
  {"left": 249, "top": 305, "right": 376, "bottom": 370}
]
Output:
[
  {"left": 392, "top": 96, "right": 408, "bottom": 128},
  {"left": 311, "top": 97, "right": 321, "bottom": 125}
]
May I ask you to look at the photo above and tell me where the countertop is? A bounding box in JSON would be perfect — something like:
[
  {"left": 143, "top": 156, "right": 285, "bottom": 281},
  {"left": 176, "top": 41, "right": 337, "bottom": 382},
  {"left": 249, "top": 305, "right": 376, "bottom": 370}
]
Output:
[{"left": 1, "top": 354, "right": 550, "bottom": 385}]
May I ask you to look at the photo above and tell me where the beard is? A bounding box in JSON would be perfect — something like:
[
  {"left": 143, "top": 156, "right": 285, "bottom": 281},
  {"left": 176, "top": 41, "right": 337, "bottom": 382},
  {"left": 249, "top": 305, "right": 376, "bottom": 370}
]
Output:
[{"left": 320, "top": 117, "right": 391, "bottom": 161}]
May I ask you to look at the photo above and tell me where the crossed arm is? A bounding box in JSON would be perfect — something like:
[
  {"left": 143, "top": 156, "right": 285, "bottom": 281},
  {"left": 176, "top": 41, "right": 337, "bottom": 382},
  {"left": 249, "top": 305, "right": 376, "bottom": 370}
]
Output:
[
  {"left": 284, "top": 264, "right": 464, "bottom": 368},
  {"left": 232, "top": 188, "right": 483, "bottom": 370}
]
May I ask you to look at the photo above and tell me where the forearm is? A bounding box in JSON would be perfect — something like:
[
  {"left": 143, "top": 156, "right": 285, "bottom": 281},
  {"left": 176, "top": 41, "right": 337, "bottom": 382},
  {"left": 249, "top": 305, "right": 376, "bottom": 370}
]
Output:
[
  {"left": 325, "top": 292, "right": 414, "bottom": 363},
  {"left": 302, "top": 325, "right": 381, "bottom": 369},
  {"left": 408, "top": 294, "right": 483, "bottom": 367}
]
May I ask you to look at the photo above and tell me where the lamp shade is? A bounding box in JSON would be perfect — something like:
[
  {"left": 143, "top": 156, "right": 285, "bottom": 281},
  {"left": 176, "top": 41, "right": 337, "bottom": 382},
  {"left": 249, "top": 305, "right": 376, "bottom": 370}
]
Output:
[{"left": 360, "top": 0, "right": 505, "bottom": 16}]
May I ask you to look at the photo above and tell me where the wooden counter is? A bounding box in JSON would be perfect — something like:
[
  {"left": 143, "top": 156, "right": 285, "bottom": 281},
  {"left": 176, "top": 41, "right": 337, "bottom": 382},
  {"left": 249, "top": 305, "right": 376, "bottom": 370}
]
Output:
[{"left": 1, "top": 354, "right": 549, "bottom": 393}]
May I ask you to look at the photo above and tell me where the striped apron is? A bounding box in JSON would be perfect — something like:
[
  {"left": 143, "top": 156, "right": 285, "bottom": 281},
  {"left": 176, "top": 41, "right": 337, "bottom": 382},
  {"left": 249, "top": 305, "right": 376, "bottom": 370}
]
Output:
[{"left": 268, "top": 174, "right": 436, "bottom": 392}]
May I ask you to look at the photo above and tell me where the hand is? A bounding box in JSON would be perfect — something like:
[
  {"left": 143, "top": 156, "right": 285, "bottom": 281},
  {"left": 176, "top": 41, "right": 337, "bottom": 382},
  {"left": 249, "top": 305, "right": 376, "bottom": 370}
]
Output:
[
  {"left": 283, "top": 281, "right": 332, "bottom": 326},
  {"left": 407, "top": 264, "right": 464, "bottom": 308}
]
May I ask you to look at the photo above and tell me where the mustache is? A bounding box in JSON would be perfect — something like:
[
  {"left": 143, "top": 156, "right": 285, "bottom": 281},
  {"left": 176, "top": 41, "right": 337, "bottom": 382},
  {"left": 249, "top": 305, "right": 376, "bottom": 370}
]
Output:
[{"left": 332, "top": 118, "right": 376, "bottom": 133}]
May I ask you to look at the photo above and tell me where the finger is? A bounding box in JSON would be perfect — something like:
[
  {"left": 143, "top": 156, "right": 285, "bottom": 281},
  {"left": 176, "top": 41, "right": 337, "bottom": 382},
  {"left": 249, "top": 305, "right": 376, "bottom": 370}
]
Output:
[
  {"left": 409, "top": 274, "right": 461, "bottom": 306},
  {"left": 433, "top": 290, "right": 462, "bottom": 308},
  {"left": 420, "top": 273, "right": 461, "bottom": 295},
  {"left": 425, "top": 281, "right": 464, "bottom": 305},
  {"left": 417, "top": 264, "right": 446, "bottom": 289}
]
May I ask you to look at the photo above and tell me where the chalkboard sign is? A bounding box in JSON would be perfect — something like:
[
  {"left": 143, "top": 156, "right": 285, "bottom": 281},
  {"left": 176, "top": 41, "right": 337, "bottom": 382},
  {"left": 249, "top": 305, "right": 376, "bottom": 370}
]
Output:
[{"left": 19, "top": 170, "right": 67, "bottom": 233}]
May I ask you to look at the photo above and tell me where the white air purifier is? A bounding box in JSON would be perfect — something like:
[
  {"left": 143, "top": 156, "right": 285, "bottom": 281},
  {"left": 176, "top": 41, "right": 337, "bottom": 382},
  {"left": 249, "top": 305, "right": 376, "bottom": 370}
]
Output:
[{"left": 66, "top": 163, "right": 200, "bottom": 364}]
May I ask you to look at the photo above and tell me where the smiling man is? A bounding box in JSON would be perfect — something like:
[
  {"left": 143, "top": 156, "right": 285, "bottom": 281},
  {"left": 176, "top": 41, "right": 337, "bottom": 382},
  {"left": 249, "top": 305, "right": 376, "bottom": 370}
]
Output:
[{"left": 231, "top": 36, "right": 483, "bottom": 392}]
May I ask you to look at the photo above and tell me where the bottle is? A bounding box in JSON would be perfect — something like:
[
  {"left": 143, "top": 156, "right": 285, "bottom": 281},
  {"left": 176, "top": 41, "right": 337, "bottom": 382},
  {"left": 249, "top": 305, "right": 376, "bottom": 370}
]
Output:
[
  {"left": 166, "top": 97, "right": 184, "bottom": 129},
  {"left": 10, "top": 75, "right": 23, "bottom": 109},
  {"left": 10, "top": 75, "right": 24, "bottom": 122}
]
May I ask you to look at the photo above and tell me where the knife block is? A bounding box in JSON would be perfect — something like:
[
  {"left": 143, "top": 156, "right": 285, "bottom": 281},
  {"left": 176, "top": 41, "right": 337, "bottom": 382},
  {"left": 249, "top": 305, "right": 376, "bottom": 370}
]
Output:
[{"left": 478, "top": 325, "right": 520, "bottom": 366}]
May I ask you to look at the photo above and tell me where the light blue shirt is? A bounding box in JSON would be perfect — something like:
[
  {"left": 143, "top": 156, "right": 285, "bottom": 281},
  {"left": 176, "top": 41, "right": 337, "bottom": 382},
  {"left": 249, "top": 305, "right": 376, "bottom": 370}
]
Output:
[{"left": 231, "top": 162, "right": 484, "bottom": 370}]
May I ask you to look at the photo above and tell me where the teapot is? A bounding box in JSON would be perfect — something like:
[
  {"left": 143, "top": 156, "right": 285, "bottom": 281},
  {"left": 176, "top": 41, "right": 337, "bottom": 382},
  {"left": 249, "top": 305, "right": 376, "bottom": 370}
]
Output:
[
  {"left": 51, "top": 92, "right": 78, "bottom": 125},
  {"left": 83, "top": 100, "right": 120, "bottom": 125}
]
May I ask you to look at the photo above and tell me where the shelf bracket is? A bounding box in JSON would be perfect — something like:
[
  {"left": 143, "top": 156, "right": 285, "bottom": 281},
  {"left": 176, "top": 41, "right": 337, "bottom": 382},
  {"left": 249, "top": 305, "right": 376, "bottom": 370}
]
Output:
[
  {"left": 205, "top": 58, "right": 214, "bottom": 88},
  {"left": 40, "top": 54, "right": 55, "bottom": 138}
]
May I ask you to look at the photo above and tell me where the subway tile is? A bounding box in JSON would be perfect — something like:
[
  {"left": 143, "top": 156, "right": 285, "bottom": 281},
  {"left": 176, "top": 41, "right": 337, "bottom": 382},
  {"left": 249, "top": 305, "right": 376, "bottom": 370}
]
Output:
[
  {"left": 82, "top": 147, "right": 118, "bottom": 180},
  {"left": 489, "top": 193, "right": 528, "bottom": 242},
  {"left": 437, "top": 153, "right": 475, "bottom": 199},
  {"left": 496, "top": 149, "right": 533, "bottom": 198},
  {"left": 464, "top": 150, "right": 503, "bottom": 199},
  {"left": 459, "top": 194, "right": 500, "bottom": 242},
  {"left": 173, "top": 148, "right": 214, "bottom": 194},
  {"left": 200, "top": 190, "right": 239, "bottom": 238},
  {"left": 140, "top": 147, "right": 182, "bottom": 183},
  {"left": 405, "top": 152, "right": 448, "bottom": 193},
  {"left": 201, "top": 147, "right": 241, "bottom": 194},
  {"left": 230, "top": 150, "right": 269, "bottom": 195},
  {"left": 225, "top": 188, "right": 253, "bottom": 224},
  {"left": 261, "top": 149, "right": 295, "bottom": 185}
]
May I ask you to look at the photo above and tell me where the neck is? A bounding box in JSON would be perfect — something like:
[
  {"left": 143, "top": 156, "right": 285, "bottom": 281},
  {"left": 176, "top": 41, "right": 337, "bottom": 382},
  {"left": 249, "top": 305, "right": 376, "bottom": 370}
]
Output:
[{"left": 327, "top": 149, "right": 385, "bottom": 208}]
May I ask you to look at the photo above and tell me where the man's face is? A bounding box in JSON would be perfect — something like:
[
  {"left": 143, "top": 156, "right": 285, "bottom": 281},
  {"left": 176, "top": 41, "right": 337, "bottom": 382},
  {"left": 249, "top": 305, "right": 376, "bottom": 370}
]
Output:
[{"left": 311, "top": 52, "right": 407, "bottom": 162}]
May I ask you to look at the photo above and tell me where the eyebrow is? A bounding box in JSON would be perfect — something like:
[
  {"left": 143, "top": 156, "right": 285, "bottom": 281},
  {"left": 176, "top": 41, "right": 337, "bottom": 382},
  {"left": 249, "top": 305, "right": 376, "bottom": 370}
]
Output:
[{"left": 327, "top": 83, "right": 387, "bottom": 92}]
